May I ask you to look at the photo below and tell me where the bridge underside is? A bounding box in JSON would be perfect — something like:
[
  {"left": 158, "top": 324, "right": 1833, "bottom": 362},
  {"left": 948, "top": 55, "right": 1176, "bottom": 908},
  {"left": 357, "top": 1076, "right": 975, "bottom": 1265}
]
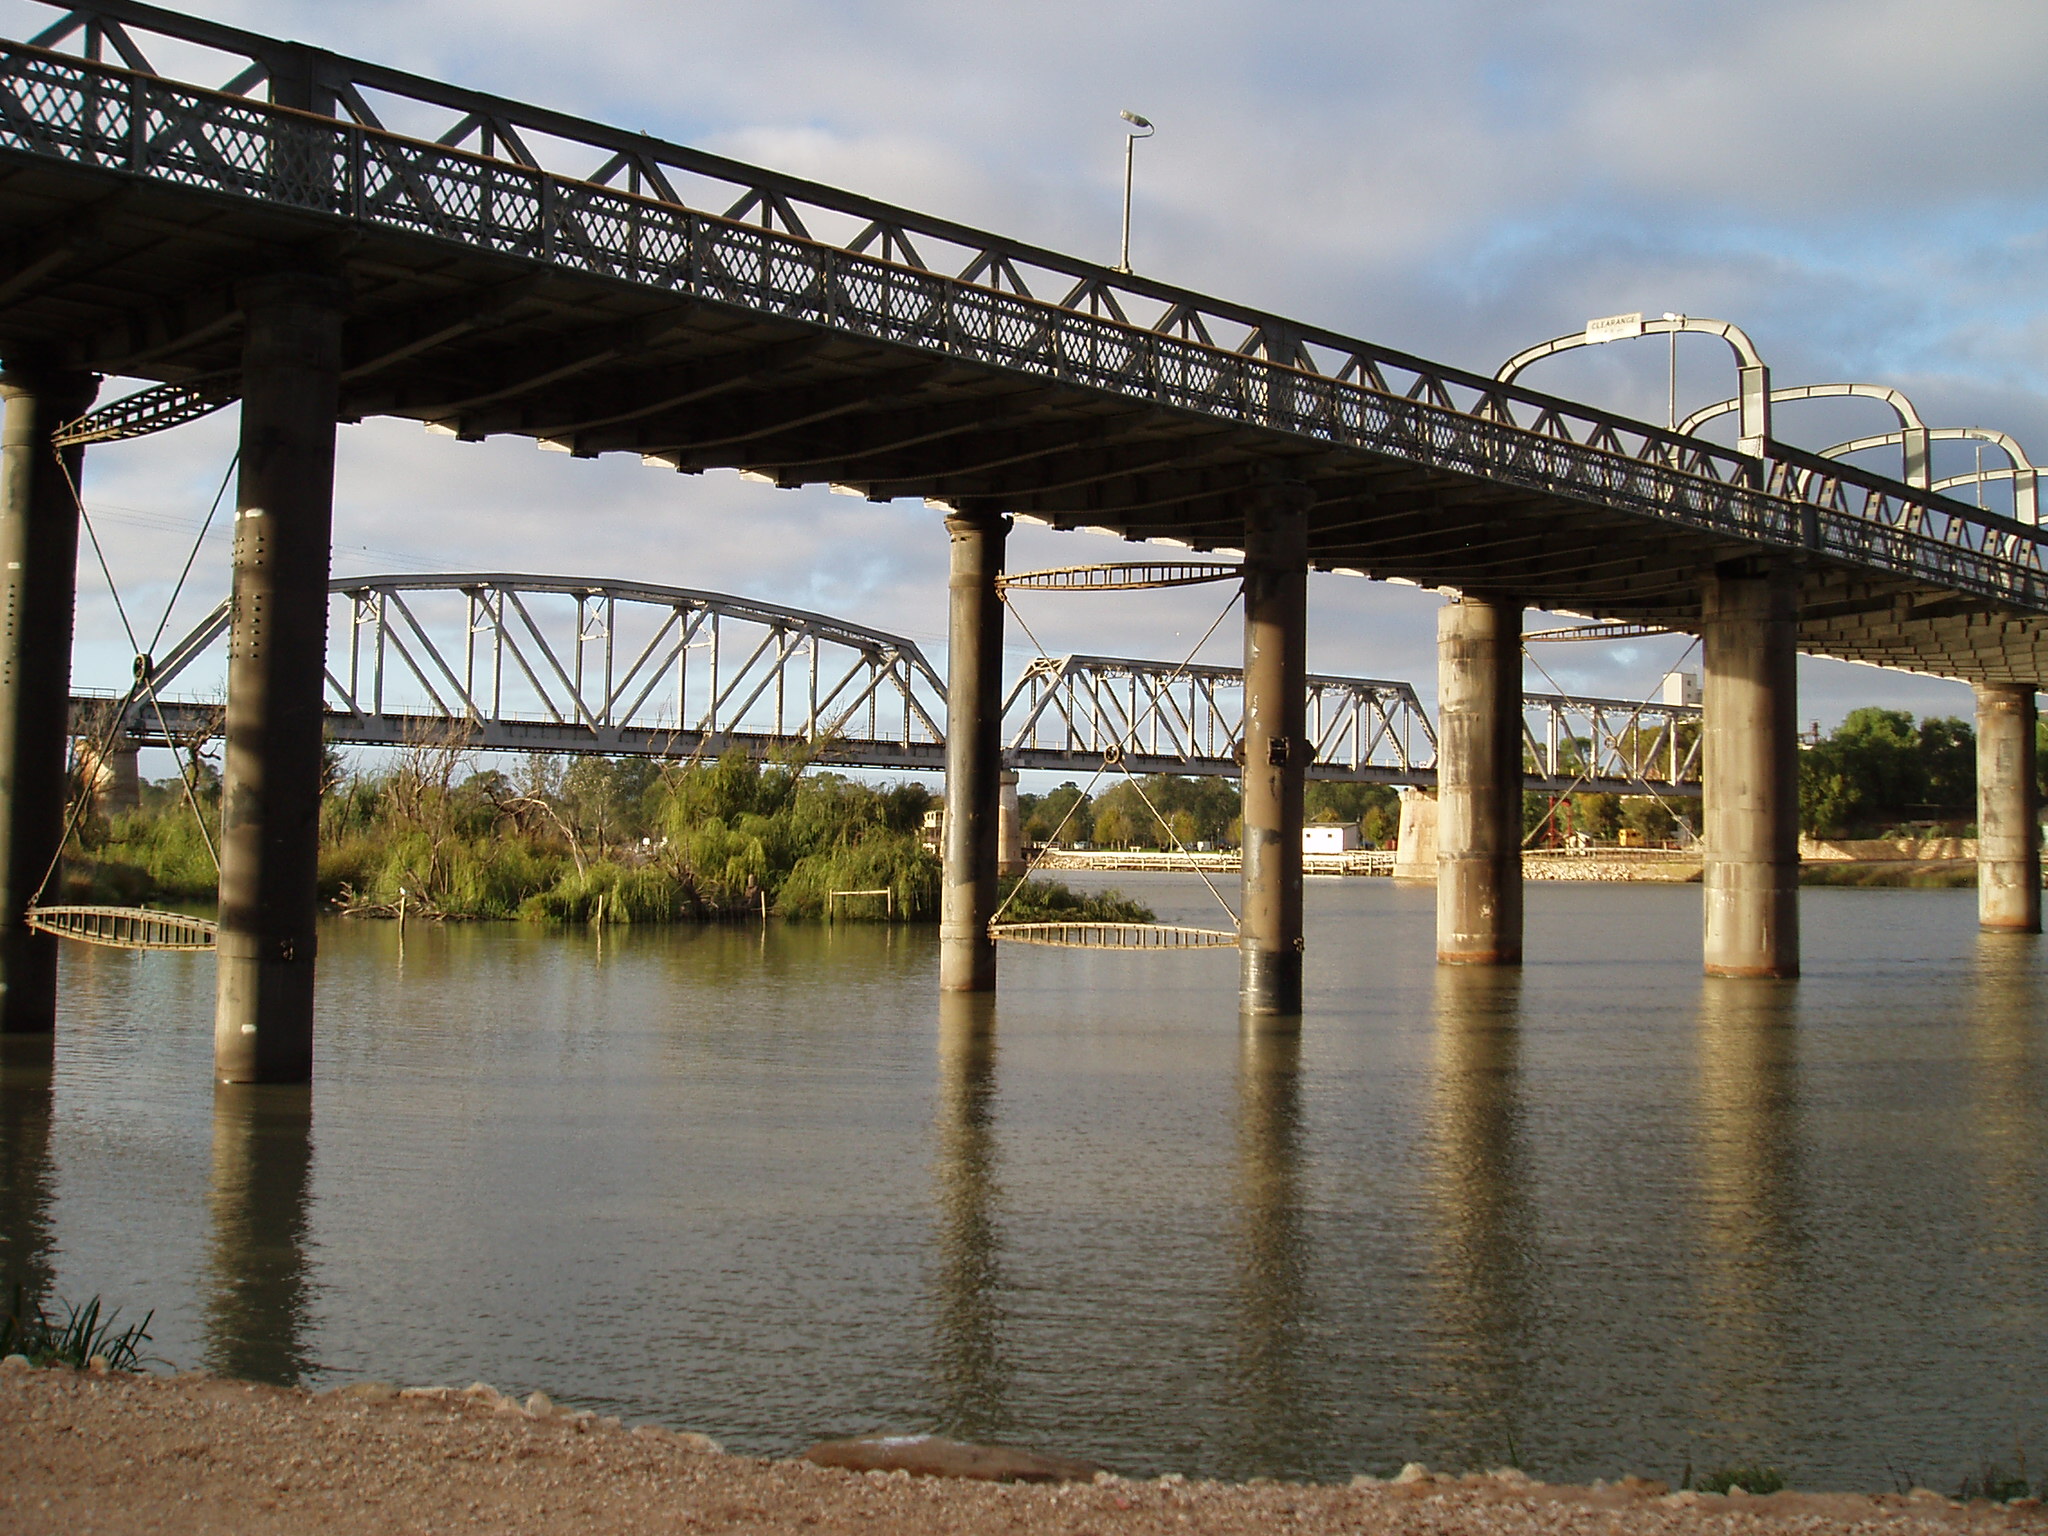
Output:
[{"left": 5, "top": 154, "right": 2047, "bottom": 685}]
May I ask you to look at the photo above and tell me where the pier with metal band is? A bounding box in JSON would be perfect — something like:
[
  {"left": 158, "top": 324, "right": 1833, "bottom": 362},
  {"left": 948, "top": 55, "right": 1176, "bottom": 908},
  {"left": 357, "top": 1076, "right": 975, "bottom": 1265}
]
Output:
[{"left": 1, "top": 0, "right": 2043, "bottom": 1075}]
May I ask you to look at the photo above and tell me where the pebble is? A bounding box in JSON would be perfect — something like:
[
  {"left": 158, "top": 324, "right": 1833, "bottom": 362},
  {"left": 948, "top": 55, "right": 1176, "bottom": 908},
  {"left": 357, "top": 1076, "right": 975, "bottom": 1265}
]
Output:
[
  {"left": 1393, "top": 1463, "right": 1432, "bottom": 1485},
  {"left": 525, "top": 1390, "right": 555, "bottom": 1418},
  {"left": 1, "top": 1355, "right": 30, "bottom": 1371}
]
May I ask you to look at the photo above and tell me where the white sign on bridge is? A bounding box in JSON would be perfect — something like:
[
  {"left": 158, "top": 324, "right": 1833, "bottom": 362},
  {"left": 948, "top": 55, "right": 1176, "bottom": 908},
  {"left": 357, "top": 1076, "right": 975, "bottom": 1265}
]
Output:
[{"left": 1584, "top": 312, "right": 1645, "bottom": 344}]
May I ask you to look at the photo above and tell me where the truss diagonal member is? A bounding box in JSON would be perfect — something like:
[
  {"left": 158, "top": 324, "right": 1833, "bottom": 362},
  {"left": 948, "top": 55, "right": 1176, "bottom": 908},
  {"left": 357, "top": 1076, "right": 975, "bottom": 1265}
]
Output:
[
  {"left": 54, "top": 372, "right": 238, "bottom": 448},
  {"left": 384, "top": 590, "right": 483, "bottom": 720},
  {"left": 713, "top": 626, "right": 812, "bottom": 736},
  {"left": 607, "top": 608, "right": 698, "bottom": 726},
  {"left": 323, "top": 664, "right": 366, "bottom": 719},
  {"left": 501, "top": 587, "right": 606, "bottom": 728}
]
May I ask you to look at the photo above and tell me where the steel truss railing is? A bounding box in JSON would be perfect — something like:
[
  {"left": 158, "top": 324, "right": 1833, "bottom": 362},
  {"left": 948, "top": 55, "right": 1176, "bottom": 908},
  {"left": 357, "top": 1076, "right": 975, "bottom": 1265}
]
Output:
[
  {"left": 1526, "top": 694, "right": 1701, "bottom": 789},
  {"left": 6, "top": 12, "right": 2047, "bottom": 611},
  {"left": 125, "top": 574, "right": 951, "bottom": 767},
  {"left": 1001, "top": 655, "right": 1699, "bottom": 791},
  {"left": 1003, "top": 654, "right": 1438, "bottom": 783}
]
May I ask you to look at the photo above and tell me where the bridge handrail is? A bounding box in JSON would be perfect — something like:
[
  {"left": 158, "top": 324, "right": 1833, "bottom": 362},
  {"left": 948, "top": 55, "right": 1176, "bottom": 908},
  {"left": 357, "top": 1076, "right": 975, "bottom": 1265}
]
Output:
[{"left": 4, "top": 29, "right": 2046, "bottom": 611}]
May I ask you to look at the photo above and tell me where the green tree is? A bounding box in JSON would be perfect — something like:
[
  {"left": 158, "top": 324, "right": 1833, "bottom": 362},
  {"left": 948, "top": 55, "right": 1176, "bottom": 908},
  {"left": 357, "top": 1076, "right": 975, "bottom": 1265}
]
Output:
[
  {"left": 1092, "top": 802, "right": 1137, "bottom": 848},
  {"left": 1798, "top": 708, "right": 1975, "bottom": 837},
  {"left": 1023, "top": 781, "right": 1094, "bottom": 844},
  {"left": 1620, "top": 795, "right": 1676, "bottom": 843},
  {"left": 1573, "top": 792, "right": 1619, "bottom": 840}
]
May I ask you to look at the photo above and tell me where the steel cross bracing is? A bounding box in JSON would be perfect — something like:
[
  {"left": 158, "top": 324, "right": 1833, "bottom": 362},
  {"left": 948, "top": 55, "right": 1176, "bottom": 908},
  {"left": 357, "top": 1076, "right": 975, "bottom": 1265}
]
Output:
[
  {"left": 2, "top": 0, "right": 2047, "bottom": 683},
  {"left": 76, "top": 574, "right": 1702, "bottom": 794}
]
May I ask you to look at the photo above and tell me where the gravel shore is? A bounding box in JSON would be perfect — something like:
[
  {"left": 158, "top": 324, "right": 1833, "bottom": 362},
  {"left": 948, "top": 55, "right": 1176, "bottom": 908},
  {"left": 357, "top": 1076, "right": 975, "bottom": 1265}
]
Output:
[{"left": 3, "top": 1364, "right": 2042, "bottom": 1536}]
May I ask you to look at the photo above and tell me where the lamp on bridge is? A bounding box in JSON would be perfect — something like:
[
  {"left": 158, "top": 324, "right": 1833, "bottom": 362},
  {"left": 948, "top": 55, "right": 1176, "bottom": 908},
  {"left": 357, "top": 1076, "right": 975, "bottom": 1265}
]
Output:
[{"left": 1117, "top": 109, "right": 1154, "bottom": 274}]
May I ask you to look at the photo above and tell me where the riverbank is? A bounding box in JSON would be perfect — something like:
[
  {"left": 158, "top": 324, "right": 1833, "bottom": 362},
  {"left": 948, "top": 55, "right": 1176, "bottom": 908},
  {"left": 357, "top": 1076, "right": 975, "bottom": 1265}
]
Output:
[{"left": 2, "top": 1366, "right": 2041, "bottom": 1535}]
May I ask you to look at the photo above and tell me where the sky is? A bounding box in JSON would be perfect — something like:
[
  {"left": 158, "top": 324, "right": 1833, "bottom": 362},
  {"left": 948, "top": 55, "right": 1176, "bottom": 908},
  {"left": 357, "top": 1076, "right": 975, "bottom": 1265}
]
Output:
[{"left": 16, "top": 0, "right": 2048, "bottom": 769}]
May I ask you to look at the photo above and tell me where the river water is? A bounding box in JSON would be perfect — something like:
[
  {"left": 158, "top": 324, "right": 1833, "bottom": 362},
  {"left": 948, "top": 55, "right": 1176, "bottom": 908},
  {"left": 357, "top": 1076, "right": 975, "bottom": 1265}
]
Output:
[{"left": 2, "top": 877, "right": 2043, "bottom": 1489}]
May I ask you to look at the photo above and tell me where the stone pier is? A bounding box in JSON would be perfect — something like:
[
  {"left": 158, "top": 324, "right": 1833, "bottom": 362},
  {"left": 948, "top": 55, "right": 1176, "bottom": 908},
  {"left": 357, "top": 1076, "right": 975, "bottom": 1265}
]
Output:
[
  {"left": 1701, "top": 563, "right": 1800, "bottom": 979},
  {"left": 1435, "top": 593, "right": 1523, "bottom": 965},
  {"left": 1973, "top": 681, "right": 2041, "bottom": 934}
]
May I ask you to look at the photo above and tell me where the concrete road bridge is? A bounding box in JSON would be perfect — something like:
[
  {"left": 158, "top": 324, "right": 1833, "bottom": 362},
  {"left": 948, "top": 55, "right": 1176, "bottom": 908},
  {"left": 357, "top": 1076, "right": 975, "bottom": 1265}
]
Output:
[
  {"left": 69, "top": 572, "right": 1700, "bottom": 797},
  {"left": 0, "top": 0, "right": 2039, "bottom": 1081}
]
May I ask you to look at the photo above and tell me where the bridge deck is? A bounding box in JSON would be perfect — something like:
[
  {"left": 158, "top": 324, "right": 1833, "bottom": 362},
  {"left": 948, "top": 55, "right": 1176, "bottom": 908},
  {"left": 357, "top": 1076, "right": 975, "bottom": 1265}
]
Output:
[{"left": 3, "top": 2, "right": 2046, "bottom": 683}]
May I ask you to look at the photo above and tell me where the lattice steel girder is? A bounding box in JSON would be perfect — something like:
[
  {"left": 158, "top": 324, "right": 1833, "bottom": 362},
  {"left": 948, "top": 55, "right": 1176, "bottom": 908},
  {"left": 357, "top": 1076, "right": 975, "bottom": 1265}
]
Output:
[{"left": 5, "top": 8, "right": 2048, "bottom": 679}]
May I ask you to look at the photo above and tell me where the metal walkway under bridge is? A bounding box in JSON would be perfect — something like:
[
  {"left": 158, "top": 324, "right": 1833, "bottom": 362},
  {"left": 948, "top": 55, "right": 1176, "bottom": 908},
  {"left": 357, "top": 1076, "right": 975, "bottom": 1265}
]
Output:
[
  {"left": 73, "top": 574, "right": 1701, "bottom": 795},
  {"left": 2, "top": 0, "right": 2047, "bottom": 681}
]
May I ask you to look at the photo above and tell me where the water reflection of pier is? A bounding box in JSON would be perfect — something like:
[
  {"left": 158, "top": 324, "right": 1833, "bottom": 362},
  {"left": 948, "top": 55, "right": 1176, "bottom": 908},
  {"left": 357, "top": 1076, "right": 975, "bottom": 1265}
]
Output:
[
  {"left": 932, "top": 995, "right": 1006, "bottom": 1439},
  {"left": 205, "top": 1086, "right": 317, "bottom": 1385},
  {"left": 1968, "top": 938, "right": 2045, "bottom": 1289},
  {"left": 0, "top": 1040, "right": 57, "bottom": 1308},
  {"left": 1423, "top": 968, "right": 1536, "bottom": 1464},
  {"left": 1230, "top": 1026, "right": 1312, "bottom": 1468},
  {"left": 1692, "top": 979, "right": 1802, "bottom": 1451}
]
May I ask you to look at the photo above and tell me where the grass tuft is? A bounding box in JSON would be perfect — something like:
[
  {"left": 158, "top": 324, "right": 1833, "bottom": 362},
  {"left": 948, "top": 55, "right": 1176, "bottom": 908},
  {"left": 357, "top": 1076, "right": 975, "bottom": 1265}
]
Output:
[{"left": 0, "top": 1286, "right": 153, "bottom": 1371}]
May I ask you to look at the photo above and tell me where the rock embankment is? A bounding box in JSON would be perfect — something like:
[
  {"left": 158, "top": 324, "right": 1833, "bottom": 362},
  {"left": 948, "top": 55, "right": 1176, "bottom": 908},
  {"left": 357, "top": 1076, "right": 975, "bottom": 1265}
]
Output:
[{"left": 3, "top": 1364, "right": 2044, "bottom": 1535}]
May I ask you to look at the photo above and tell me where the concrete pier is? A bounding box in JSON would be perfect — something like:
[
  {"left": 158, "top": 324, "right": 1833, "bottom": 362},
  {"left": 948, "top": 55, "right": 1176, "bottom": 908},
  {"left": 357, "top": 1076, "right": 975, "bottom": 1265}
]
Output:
[
  {"left": 1239, "top": 485, "right": 1309, "bottom": 1016},
  {"left": 1973, "top": 681, "right": 2040, "bottom": 934},
  {"left": 0, "top": 362, "right": 95, "bottom": 1042},
  {"left": 1701, "top": 563, "right": 1800, "bottom": 979},
  {"left": 1435, "top": 594, "right": 1523, "bottom": 965},
  {"left": 939, "top": 511, "right": 1008, "bottom": 992},
  {"left": 214, "top": 274, "right": 346, "bottom": 1083},
  {"left": 996, "top": 770, "right": 1023, "bottom": 878}
]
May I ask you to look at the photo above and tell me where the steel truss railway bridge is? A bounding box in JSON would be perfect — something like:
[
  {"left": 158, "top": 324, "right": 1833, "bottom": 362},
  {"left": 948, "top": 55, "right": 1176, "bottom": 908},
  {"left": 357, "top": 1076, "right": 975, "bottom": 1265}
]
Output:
[
  {"left": 0, "top": 0, "right": 2041, "bottom": 1083},
  {"left": 70, "top": 572, "right": 1701, "bottom": 797}
]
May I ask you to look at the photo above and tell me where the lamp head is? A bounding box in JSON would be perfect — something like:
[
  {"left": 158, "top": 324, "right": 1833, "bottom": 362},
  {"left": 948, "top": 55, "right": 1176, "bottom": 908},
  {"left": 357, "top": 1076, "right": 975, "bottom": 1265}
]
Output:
[{"left": 1120, "top": 109, "right": 1154, "bottom": 133}]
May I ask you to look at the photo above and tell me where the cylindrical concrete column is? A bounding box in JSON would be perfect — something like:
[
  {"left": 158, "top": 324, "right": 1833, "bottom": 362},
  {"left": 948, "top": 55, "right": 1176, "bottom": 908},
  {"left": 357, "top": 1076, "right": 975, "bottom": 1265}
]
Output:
[
  {"left": 214, "top": 273, "right": 346, "bottom": 1083},
  {"left": 939, "top": 510, "right": 1008, "bottom": 992},
  {"left": 1974, "top": 681, "right": 2040, "bottom": 934},
  {"left": 1436, "top": 593, "right": 1523, "bottom": 965},
  {"left": 996, "top": 770, "right": 1023, "bottom": 878},
  {"left": 1240, "top": 485, "right": 1309, "bottom": 1016},
  {"left": 0, "top": 361, "right": 96, "bottom": 1041},
  {"left": 1701, "top": 563, "right": 1800, "bottom": 979}
]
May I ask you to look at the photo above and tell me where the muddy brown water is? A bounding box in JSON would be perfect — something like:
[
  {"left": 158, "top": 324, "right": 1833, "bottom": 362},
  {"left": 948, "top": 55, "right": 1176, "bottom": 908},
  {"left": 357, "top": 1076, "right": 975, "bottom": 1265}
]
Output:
[{"left": 2, "top": 877, "right": 2042, "bottom": 1490}]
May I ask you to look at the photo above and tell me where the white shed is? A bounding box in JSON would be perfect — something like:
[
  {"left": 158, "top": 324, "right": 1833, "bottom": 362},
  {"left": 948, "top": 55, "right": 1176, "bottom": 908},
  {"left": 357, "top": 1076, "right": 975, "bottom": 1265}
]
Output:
[{"left": 1302, "top": 823, "right": 1360, "bottom": 854}]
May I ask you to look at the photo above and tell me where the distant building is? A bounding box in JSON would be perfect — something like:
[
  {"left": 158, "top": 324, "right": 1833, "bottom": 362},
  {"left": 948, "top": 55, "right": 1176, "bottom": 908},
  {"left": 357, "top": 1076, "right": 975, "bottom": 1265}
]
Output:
[
  {"left": 1661, "top": 669, "right": 1702, "bottom": 707},
  {"left": 1302, "top": 823, "right": 1360, "bottom": 854}
]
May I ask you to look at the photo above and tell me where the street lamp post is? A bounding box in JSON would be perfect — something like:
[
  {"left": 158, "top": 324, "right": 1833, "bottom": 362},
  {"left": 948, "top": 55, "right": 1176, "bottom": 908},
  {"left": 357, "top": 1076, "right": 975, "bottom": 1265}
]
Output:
[{"left": 1117, "top": 109, "right": 1153, "bottom": 274}]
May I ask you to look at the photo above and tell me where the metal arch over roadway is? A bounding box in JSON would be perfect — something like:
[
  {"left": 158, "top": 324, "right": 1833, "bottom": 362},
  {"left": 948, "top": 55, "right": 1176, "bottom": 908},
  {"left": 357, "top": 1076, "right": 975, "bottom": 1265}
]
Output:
[
  {"left": 1495, "top": 314, "right": 1773, "bottom": 456},
  {"left": 1815, "top": 426, "right": 2039, "bottom": 522},
  {"left": 6, "top": 1, "right": 2048, "bottom": 684},
  {"left": 1680, "top": 382, "right": 1933, "bottom": 487},
  {"left": 80, "top": 573, "right": 1704, "bottom": 794}
]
